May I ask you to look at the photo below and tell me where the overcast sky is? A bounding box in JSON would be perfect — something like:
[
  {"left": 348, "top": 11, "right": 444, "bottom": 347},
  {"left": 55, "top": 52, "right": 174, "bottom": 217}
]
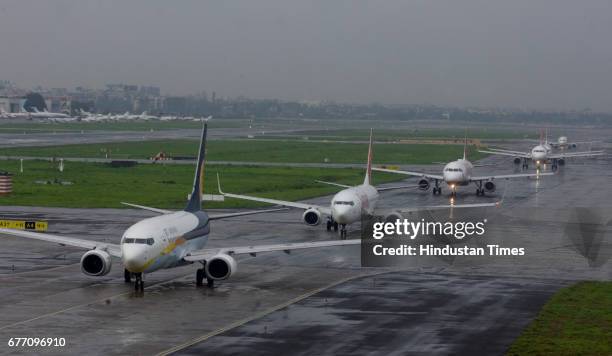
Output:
[{"left": 1, "top": 0, "right": 611, "bottom": 111}]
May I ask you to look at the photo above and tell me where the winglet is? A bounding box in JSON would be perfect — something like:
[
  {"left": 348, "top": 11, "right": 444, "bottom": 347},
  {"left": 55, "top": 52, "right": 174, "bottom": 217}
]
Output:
[
  {"left": 185, "top": 122, "right": 208, "bottom": 212},
  {"left": 364, "top": 128, "right": 373, "bottom": 185},
  {"left": 216, "top": 172, "right": 224, "bottom": 195},
  {"left": 463, "top": 130, "right": 468, "bottom": 160}
]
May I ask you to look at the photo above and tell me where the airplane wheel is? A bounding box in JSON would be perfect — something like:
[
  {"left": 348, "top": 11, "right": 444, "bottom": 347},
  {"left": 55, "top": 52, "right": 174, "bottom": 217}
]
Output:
[
  {"left": 139, "top": 280, "right": 144, "bottom": 292},
  {"left": 207, "top": 278, "right": 215, "bottom": 288},
  {"left": 124, "top": 269, "right": 132, "bottom": 283},
  {"left": 333, "top": 222, "right": 339, "bottom": 232},
  {"left": 326, "top": 220, "right": 332, "bottom": 231},
  {"left": 196, "top": 268, "right": 205, "bottom": 286}
]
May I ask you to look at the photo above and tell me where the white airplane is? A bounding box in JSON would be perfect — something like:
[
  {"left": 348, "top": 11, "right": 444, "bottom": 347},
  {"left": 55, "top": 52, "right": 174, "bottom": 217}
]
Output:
[
  {"left": 550, "top": 136, "right": 599, "bottom": 150},
  {"left": 0, "top": 108, "right": 31, "bottom": 119},
  {"left": 30, "top": 107, "right": 72, "bottom": 119},
  {"left": 373, "top": 138, "right": 551, "bottom": 197},
  {"left": 479, "top": 137, "right": 604, "bottom": 170},
  {"left": 0, "top": 122, "right": 365, "bottom": 293},
  {"left": 218, "top": 130, "right": 499, "bottom": 238}
]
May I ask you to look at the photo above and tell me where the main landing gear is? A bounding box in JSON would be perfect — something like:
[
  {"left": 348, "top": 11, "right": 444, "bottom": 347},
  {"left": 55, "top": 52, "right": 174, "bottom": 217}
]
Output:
[
  {"left": 475, "top": 181, "right": 485, "bottom": 196},
  {"left": 196, "top": 263, "right": 214, "bottom": 288},
  {"left": 432, "top": 180, "right": 442, "bottom": 195},
  {"left": 326, "top": 219, "right": 339, "bottom": 232},
  {"left": 522, "top": 158, "right": 529, "bottom": 170},
  {"left": 551, "top": 159, "right": 558, "bottom": 171}
]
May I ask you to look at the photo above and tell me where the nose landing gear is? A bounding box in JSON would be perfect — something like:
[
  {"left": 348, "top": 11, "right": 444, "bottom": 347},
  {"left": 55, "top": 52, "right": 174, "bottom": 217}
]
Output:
[
  {"left": 326, "top": 219, "right": 339, "bottom": 232},
  {"left": 340, "top": 224, "right": 347, "bottom": 239},
  {"left": 134, "top": 273, "right": 144, "bottom": 293}
]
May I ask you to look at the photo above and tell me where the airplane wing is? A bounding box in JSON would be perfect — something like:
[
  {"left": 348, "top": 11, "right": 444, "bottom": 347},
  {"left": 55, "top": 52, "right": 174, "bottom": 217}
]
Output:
[
  {"left": 208, "top": 208, "right": 288, "bottom": 221},
  {"left": 183, "top": 239, "right": 361, "bottom": 262},
  {"left": 549, "top": 151, "right": 605, "bottom": 159},
  {"left": 372, "top": 167, "right": 444, "bottom": 180},
  {"left": 122, "top": 201, "right": 286, "bottom": 220},
  {"left": 470, "top": 172, "right": 553, "bottom": 181},
  {"left": 314, "top": 180, "right": 352, "bottom": 189},
  {"left": 485, "top": 148, "right": 531, "bottom": 155},
  {"left": 478, "top": 150, "right": 531, "bottom": 158},
  {"left": 377, "top": 185, "right": 420, "bottom": 192},
  {"left": 121, "top": 202, "right": 172, "bottom": 214},
  {"left": 0, "top": 228, "right": 122, "bottom": 257},
  {"left": 217, "top": 174, "right": 331, "bottom": 215}
]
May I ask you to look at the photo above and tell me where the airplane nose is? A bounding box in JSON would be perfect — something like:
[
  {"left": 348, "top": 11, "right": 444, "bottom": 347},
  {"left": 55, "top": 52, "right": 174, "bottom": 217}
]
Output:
[
  {"left": 332, "top": 206, "right": 352, "bottom": 224},
  {"left": 122, "top": 246, "right": 147, "bottom": 272}
]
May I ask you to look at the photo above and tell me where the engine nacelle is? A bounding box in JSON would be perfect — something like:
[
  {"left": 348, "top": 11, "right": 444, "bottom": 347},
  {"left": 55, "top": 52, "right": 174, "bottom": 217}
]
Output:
[
  {"left": 513, "top": 157, "right": 521, "bottom": 164},
  {"left": 558, "top": 158, "right": 565, "bottom": 165},
  {"left": 484, "top": 181, "right": 496, "bottom": 193},
  {"left": 205, "top": 254, "right": 237, "bottom": 280},
  {"left": 384, "top": 211, "right": 403, "bottom": 223},
  {"left": 418, "top": 179, "right": 430, "bottom": 191},
  {"left": 302, "top": 208, "right": 321, "bottom": 226},
  {"left": 80, "top": 250, "right": 112, "bottom": 276}
]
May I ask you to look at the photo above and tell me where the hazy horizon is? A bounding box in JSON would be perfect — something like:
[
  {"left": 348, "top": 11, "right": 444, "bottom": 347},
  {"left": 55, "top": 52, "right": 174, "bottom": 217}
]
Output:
[{"left": 1, "top": 0, "right": 611, "bottom": 112}]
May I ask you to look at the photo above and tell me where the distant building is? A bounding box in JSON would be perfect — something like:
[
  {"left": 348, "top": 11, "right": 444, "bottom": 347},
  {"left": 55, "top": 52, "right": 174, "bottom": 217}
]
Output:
[{"left": 0, "top": 96, "right": 26, "bottom": 113}]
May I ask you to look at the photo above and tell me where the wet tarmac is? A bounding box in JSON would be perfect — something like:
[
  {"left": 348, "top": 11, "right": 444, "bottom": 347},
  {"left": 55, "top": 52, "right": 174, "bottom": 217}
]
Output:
[{"left": 0, "top": 130, "right": 610, "bottom": 355}]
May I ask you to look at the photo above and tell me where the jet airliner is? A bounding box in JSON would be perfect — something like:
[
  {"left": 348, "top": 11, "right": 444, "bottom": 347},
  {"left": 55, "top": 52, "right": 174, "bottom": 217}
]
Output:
[
  {"left": 373, "top": 137, "right": 550, "bottom": 197},
  {"left": 0, "top": 122, "right": 366, "bottom": 292},
  {"left": 219, "top": 130, "right": 499, "bottom": 238}
]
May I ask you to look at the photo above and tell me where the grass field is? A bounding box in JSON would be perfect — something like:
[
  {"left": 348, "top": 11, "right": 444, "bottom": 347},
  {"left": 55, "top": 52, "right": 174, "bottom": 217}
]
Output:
[
  {"left": 0, "top": 139, "right": 487, "bottom": 164},
  {"left": 0, "top": 159, "right": 405, "bottom": 209},
  {"left": 507, "top": 281, "right": 612, "bottom": 356},
  {"left": 0, "top": 118, "right": 250, "bottom": 133}
]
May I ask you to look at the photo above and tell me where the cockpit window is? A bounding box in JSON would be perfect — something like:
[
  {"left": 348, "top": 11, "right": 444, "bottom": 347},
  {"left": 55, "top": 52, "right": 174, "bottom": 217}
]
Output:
[
  {"left": 334, "top": 201, "right": 355, "bottom": 206},
  {"left": 445, "top": 168, "right": 463, "bottom": 172},
  {"left": 123, "top": 238, "right": 154, "bottom": 245}
]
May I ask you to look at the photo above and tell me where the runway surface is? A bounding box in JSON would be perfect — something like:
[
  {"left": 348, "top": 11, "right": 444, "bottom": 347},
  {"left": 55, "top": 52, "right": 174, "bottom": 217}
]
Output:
[{"left": 0, "top": 129, "right": 610, "bottom": 355}]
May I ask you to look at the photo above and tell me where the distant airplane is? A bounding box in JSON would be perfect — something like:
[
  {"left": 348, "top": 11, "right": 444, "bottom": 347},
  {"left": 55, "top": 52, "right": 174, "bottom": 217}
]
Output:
[
  {"left": 373, "top": 136, "right": 550, "bottom": 197},
  {"left": 0, "top": 122, "right": 367, "bottom": 293},
  {"left": 550, "top": 136, "right": 599, "bottom": 150},
  {"left": 479, "top": 131, "right": 604, "bottom": 170},
  {"left": 218, "top": 130, "right": 499, "bottom": 238},
  {"left": 29, "top": 107, "right": 72, "bottom": 119}
]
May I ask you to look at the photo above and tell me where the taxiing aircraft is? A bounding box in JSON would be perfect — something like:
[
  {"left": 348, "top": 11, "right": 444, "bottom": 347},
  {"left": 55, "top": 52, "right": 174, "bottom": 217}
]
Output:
[
  {"left": 373, "top": 137, "right": 550, "bottom": 197},
  {"left": 0, "top": 122, "right": 365, "bottom": 293},
  {"left": 218, "top": 130, "right": 499, "bottom": 238},
  {"left": 479, "top": 137, "right": 604, "bottom": 170},
  {"left": 549, "top": 136, "right": 599, "bottom": 150}
]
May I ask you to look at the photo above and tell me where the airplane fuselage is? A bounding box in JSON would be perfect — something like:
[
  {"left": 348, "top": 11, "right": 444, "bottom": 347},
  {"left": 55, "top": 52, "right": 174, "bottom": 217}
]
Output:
[
  {"left": 330, "top": 184, "right": 378, "bottom": 225},
  {"left": 531, "top": 145, "right": 549, "bottom": 163},
  {"left": 442, "top": 159, "right": 474, "bottom": 186},
  {"left": 121, "top": 210, "right": 210, "bottom": 273}
]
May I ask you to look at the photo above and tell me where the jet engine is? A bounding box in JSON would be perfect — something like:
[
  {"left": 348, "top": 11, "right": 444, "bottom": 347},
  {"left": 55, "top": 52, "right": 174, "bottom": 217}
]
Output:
[
  {"left": 558, "top": 158, "right": 565, "bottom": 165},
  {"left": 484, "top": 181, "right": 496, "bottom": 193},
  {"left": 205, "top": 253, "right": 238, "bottom": 280},
  {"left": 384, "top": 211, "right": 403, "bottom": 223},
  {"left": 513, "top": 158, "right": 521, "bottom": 164},
  {"left": 418, "top": 179, "right": 430, "bottom": 191},
  {"left": 302, "top": 208, "right": 321, "bottom": 226},
  {"left": 80, "top": 250, "right": 112, "bottom": 276}
]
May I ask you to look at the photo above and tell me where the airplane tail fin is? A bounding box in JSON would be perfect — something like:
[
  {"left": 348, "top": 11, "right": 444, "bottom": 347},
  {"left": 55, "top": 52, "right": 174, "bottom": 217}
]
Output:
[
  {"left": 184, "top": 121, "right": 209, "bottom": 212},
  {"left": 463, "top": 130, "right": 468, "bottom": 160},
  {"left": 364, "top": 128, "right": 373, "bottom": 185}
]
